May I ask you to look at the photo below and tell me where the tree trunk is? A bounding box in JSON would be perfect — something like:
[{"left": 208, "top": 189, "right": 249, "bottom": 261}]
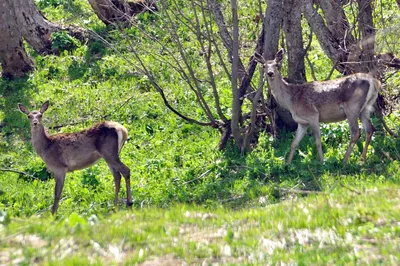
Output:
[
  {"left": 317, "top": 0, "right": 355, "bottom": 47},
  {"left": 0, "top": 0, "right": 34, "bottom": 78},
  {"left": 230, "top": 0, "right": 243, "bottom": 150},
  {"left": 264, "top": 0, "right": 297, "bottom": 132},
  {"left": 13, "top": 0, "right": 58, "bottom": 53},
  {"left": 88, "top": 0, "right": 157, "bottom": 26},
  {"left": 357, "top": 0, "right": 375, "bottom": 73},
  {"left": 0, "top": 0, "right": 62, "bottom": 78},
  {"left": 263, "top": 0, "right": 283, "bottom": 61},
  {"left": 283, "top": 0, "right": 306, "bottom": 83}
]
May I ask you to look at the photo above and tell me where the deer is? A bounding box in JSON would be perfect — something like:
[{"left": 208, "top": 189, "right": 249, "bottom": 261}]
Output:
[
  {"left": 255, "top": 49, "right": 380, "bottom": 164},
  {"left": 18, "top": 100, "right": 132, "bottom": 214}
]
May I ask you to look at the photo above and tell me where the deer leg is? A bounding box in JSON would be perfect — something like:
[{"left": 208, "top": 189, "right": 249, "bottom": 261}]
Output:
[
  {"left": 343, "top": 115, "right": 361, "bottom": 164},
  {"left": 109, "top": 167, "right": 122, "bottom": 205},
  {"left": 112, "top": 161, "right": 132, "bottom": 207},
  {"left": 309, "top": 120, "right": 324, "bottom": 162},
  {"left": 103, "top": 154, "right": 132, "bottom": 207},
  {"left": 360, "top": 110, "right": 375, "bottom": 161},
  {"left": 52, "top": 170, "right": 66, "bottom": 215},
  {"left": 287, "top": 123, "right": 308, "bottom": 164},
  {"left": 99, "top": 134, "right": 132, "bottom": 207},
  {"left": 117, "top": 162, "right": 132, "bottom": 207}
]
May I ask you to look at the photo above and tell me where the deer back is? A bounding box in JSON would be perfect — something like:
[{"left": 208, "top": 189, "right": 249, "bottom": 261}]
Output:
[
  {"left": 277, "top": 73, "right": 379, "bottom": 123},
  {"left": 37, "top": 122, "right": 127, "bottom": 172}
]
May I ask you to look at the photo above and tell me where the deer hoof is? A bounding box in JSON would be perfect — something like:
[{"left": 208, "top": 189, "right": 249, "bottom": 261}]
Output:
[{"left": 126, "top": 201, "right": 133, "bottom": 208}]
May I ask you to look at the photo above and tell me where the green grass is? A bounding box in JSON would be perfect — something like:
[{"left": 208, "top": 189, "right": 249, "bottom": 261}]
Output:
[
  {"left": 1, "top": 0, "right": 400, "bottom": 264},
  {"left": 1, "top": 184, "right": 399, "bottom": 265}
]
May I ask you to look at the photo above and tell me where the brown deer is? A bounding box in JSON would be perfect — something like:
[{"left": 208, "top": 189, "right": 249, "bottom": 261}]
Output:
[
  {"left": 18, "top": 100, "right": 132, "bottom": 214},
  {"left": 255, "top": 49, "right": 380, "bottom": 164}
]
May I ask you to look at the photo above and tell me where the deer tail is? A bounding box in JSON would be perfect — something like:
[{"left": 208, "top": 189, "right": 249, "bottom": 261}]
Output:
[
  {"left": 372, "top": 78, "right": 381, "bottom": 92},
  {"left": 105, "top": 121, "right": 128, "bottom": 153}
]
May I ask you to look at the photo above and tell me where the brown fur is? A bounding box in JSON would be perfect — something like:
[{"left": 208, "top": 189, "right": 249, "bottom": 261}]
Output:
[
  {"left": 18, "top": 101, "right": 132, "bottom": 214},
  {"left": 255, "top": 50, "right": 380, "bottom": 164}
]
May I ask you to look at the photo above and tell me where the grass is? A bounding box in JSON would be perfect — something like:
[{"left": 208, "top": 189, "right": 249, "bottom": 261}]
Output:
[
  {"left": 1, "top": 0, "right": 400, "bottom": 264},
  {"left": 1, "top": 183, "right": 400, "bottom": 265}
]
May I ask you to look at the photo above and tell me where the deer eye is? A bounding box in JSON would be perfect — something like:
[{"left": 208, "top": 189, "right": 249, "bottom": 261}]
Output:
[
  {"left": 38, "top": 114, "right": 42, "bottom": 118},
  {"left": 28, "top": 115, "right": 32, "bottom": 119}
]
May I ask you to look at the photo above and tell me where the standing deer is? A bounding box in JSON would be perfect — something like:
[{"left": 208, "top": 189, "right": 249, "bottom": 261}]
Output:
[
  {"left": 18, "top": 100, "right": 132, "bottom": 214},
  {"left": 255, "top": 49, "right": 380, "bottom": 164}
]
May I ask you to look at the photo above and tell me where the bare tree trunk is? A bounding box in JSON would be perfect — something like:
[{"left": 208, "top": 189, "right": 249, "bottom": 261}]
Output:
[
  {"left": 263, "top": 0, "right": 283, "bottom": 61},
  {"left": 88, "top": 0, "right": 157, "bottom": 26},
  {"left": 301, "top": 0, "right": 347, "bottom": 72},
  {"left": 317, "top": 0, "right": 355, "bottom": 47},
  {"left": 357, "top": 0, "right": 375, "bottom": 73},
  {"left": 13, "top": 0, "right": 58, "bottom": 53},
  {"left": 283, "top": 0, "right": 306, "bottom": 83},
  {"left": 264, "top": 0, "right": 297, "bottom": 132},
  {"left": 0, "top": 0, "right": 34, "bottom": 78},
  {"left": 207, "top": 0, "right": 247, "bottom": 80},
  {"left": 0, "top": 0, "right": 87, "bottom": 79},
  {"left": 230, "top": 0, "right": 243, "bottom": 150}
]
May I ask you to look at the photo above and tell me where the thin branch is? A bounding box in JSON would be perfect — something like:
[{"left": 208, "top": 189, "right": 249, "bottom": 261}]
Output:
[
  {"left": 242, "top": 68, "right": 265, "bottom": 153},
  {"left": 324, "top": 61, "right": 337, "bottom": 81},
  {"left": 230, "top": 0, "right": 243, "bottom": 148},
  {"left": 163, "top": 3, "right": 217, "bottom": 125},
  {"left": 307, "top": 165, "right": 322, "bottom": 191},
  {"left": 306, "top": 55, "right": 318, "bottom": 81},
  {"left": 130, "top": 45, "right": 213, "bottom": 127},
  {"left": 199, "top": 0, "right": 228, "bottom": 123},
  {"left": 0, "top": 168, "right": 39, "bottom": 180},
  {"left": 207, "top": 0, "right": 247, "bottom": 79},
  {"left": 89, "top": 28, "right": 213, "bottom": 127},
  {"left": 183, "top": 169, "right": 212, "bottom": 184}
]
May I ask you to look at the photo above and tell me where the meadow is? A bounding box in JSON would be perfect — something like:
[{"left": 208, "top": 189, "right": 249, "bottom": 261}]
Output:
[{"left": 1, "top": 0, "right": 400, "bottom": 264}]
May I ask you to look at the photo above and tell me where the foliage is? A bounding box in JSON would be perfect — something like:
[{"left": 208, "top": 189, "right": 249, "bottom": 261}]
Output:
[
  {"left": 0, "top": 0, "right": 400, "bottom": 263},
  {"left": 1, "top": 185, "right": 400, "bottom": 264},
  {"left": 36, "top": 0, "right": 64, "bottom": 9},
  {"left": 51, "top": 32, "right": 80, "bottom": 53}
]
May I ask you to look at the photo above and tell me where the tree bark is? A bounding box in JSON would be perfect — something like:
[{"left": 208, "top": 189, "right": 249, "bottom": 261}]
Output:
[
  {"left": 0, "top": 0, "right": 88, "bottom": 78},
  {"left": 0, "top": 0, "right": 63, "bottom": 78},
  {"left": 263, "top": 0, "right": 283, "bottom": 61},
  {"left": 0, "top": 0, "right": 34, "bottom": 78},
  {"left": 283, "top": 0, "right": 306, "bottom": 83},
  {"left": 13, "top": 0, "right": 58, "bottom": 53},
  {"left": 301, "top": 0, "right": 347, "bottom": 72},
  {"left": 88, "top": 0, "right": 157, "bottom": 26},
  {"left": 357, "top": 0, "right": 375, "bottom": 73},
  {"left": 317, "top": 0, "right": 355, "bottom": 47},
  {"left": 230, "top": 0, "right": 243, "bottom": 150},
  {"left": 264, "top": 0, "right": 297, "bottom": 132}
]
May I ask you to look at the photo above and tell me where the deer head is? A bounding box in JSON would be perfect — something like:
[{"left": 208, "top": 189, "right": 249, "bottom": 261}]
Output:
[
  {"left": 18, "top": 100, "right": 49, "bottom": 128},
  {"left": 255, "top": 49, "right": 284, "bottom": 78}
]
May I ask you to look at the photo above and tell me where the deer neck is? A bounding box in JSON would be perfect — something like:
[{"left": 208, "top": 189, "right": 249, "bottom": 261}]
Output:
[
  {"left": 31, "top": 125, "right": 51, "bottom": 156},
  {"left": 267, "top": 74, "right": 292, "bottom": 110}
]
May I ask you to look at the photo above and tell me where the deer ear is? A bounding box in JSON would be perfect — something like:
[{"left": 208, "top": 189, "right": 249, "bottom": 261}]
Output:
[
  {"left": 18, "top": 104, "right": 30, "bottom": 115},
  {"left": 254, "top": 53, "right": 265, "bottom": 64},
  {"left": 40, "top": 100, "right": 50, "bottom": 113},
  {"left": 275, "top": 49, "right": 285, "bottom": 63}
]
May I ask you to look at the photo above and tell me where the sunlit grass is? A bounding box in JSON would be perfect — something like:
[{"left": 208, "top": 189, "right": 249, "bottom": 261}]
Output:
[{"left": 1, "top": 184, "right": 400, "bottom": 264}]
